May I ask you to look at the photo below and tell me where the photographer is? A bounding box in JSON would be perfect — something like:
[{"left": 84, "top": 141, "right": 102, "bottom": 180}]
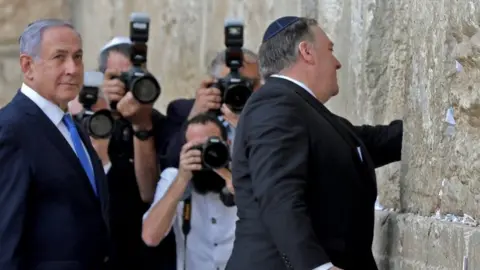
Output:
[
  {"left": 142, "top": 113, "right": 236, "bottom": 270},
  {"left": 68, "top": 75, "right": 111, "bottom": 170},
  {"left": 96, "top": 36, "right": 176, "bottom": 270},
  {"left": 100, "top": 37, "right": 160, "bottom": 202},
  {"left": 163, "top": 47, "right": 262, "bottom": 168}
]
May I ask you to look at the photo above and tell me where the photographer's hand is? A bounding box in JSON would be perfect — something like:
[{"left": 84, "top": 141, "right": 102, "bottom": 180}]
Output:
[
  {"left": 90, "top": 136, "right": 110, "bottom": 167},
  {"left": 178, "top": 140, "right": 203, "bottom": 181},
  {"left": 188, "top": 78, "right": 222, "bottom": 119},
  {"left": 116, "top": 91, "right": 157, "bottom": 203},
  {"left": 102, "top": 69, "right": 126, "bottom": 102},
  {"left": 214, "top": 167, "right": 235, "bottom": 195},
  {"left": 220, "top": 104, "right": 239, "bottom": 128},
  {"left": 116, "top": 92, "right": 153, "bottom": 129}
]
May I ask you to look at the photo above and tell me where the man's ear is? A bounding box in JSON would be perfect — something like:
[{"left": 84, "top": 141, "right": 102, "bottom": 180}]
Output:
[
  {"left": 20, "top": 54, "right": 34, "bottom": 80},
  {"left": 297, "top": 41, "right": 315, "bottom": 65}
]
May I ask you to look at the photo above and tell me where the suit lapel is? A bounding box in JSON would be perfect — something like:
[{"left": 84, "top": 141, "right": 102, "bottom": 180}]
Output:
[
  {"left": 76, "top": 124, "right": 110, "bottom": 226},
  {"left": 14, "top": 91, "right": 100, "bottom": 202}
]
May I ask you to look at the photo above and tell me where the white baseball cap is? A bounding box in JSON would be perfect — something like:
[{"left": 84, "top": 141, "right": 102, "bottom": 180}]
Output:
[{"left": 100, "top": 36, "right": 132, "bottom": 53}]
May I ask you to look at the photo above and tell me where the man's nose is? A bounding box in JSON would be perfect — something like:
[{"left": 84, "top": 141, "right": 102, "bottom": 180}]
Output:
[
  {"left": 65, "top": 56, "right": 82, "bottom": 75},
  {"left": 335, "top": 57, "right": 342, "bottom": 69}
]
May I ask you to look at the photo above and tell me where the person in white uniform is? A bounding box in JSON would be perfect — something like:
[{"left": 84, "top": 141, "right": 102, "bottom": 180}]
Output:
[{"left": 142, "top": 113, "right": 237, "bottom": 270}]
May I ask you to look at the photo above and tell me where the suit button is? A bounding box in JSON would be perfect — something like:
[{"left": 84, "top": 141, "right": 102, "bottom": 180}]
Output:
[
  {"left": 103, "top": 256, "right": 109, "bottom": 263},
  {"left": 211, "top": 217, "right": 217, "bottom": 224}
]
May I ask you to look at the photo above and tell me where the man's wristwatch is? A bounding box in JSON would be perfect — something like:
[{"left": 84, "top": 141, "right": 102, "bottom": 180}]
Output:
[{"left": 133, "top": 128, "right": 154, "bottom": 141}]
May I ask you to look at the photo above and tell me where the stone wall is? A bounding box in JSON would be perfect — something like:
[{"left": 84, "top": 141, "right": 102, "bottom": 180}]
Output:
[{"left": 2, "top": 0, "right": 480, "bottom": 269}]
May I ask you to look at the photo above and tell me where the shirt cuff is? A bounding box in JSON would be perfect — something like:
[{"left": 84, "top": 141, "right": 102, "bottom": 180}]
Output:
[
  {"left": 103, "top": 162, "right": 112, "bottom": 174},
  {"left": 313, "top": 262, "right": 334, "bottom": 270}
]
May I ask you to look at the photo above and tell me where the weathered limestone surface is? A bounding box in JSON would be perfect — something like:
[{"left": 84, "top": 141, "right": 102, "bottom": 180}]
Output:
[
  {"left": 0, "top": 0, "right": 70, "bottom": 105},
  {"left": 374, "top": 211, "right": 480, "bottom": 270},
  {"left": 400, "top": 1, "right": 480, "bottom": 219},
  {"left": 2, "top": 0, "right": 480, "bottom": 269}
]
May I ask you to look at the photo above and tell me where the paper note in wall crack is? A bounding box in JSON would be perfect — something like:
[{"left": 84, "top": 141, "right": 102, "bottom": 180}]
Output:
[
  {"left": 456, "top": 61, "right": 463, "bottom": 72},
  {"left": 445, "top": 107, "right": 456, "bottom": 125}
]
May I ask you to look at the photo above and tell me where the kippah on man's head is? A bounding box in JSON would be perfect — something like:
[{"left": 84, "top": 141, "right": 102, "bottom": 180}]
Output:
[
  {"left": 262, "top": 16, "right": 300, "bottom": 43},
  {"left": 100, "top": 36, "right": 132, "bottom": 54}
]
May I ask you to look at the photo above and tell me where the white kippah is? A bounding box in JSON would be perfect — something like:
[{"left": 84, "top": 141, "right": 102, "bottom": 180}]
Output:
[{"left": 100, "top": 36, "right": 132, "bottom": 53}]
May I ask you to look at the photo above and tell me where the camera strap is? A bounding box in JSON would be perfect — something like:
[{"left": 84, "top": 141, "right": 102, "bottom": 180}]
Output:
[{"left": 182, "top": 196, "right": 192, "bottom": 270}]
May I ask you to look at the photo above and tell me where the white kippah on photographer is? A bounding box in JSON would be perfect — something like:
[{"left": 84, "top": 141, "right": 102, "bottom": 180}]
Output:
[{"left": 100, "top": 36, "right": 132, "bottom": 54}]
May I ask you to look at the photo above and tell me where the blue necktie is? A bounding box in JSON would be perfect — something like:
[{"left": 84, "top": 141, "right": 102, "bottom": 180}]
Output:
[{"left": 62, "top": 114, "right": 97, "bottom": 196}]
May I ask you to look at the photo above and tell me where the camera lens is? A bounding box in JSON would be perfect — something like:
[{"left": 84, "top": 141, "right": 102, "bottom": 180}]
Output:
[
  {"left": 203, "top": 142, "right": 230, "bottom": 169},
  {"left": 224, "top": 84, "right": 252, "bottom": 113},
  {"left": 88, "top": 110, "right": 115, "bottom": 138},
  {"left": 131, "top": 77, "right": 160, "bottom": 104}
]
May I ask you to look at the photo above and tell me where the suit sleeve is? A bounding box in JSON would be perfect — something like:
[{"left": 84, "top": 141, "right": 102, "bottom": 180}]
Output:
[
  {"left": 245, "top": 94, "right": 330, "bottom": 270},
  {"left": 353, "top": 120, "right": 403, "bottom": 168},
  {"left": 0, "top": 126, "right": 30, "bottom": 270}
]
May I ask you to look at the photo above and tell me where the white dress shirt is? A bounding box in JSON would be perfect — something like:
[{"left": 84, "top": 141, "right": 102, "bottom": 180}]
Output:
[
  {"left": 271, "top": 74, "right": 317, "bottom": 98},
  {"left": 21, "top": 83, "right": 94, "bottom": 167},
  {"left": 265, "top": 76, "right": 334, "bottom": 270},
  {"left": 144, "top": 168, "right": 238, "bottom": 270},
  {"left": 22, "top": 83, "right": 111, "bottom": 174}
]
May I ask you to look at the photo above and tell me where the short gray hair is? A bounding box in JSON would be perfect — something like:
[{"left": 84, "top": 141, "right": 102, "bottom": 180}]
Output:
[
  {"left": 98, "top": 44, "right": 131, "bottom": 73},
  {"left": 19, "top": 19, "right": 80, "bottom": 60},
  {"left": 258, "top": 17, "right": 317, "bottom": 78},
  {"left": 207, "top": 48, "right": 259, "bottom": 78}
]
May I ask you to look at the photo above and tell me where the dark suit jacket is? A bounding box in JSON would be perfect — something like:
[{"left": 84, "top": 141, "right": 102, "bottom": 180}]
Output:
[
  {"left": 226, "top": 77, "right": 402, "bottom": 270},
  {"left": 0, "top": 92, "right": 110, "bottom": 270}
]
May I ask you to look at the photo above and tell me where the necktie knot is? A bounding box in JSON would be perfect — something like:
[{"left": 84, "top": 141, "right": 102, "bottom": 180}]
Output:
[{"left": 62, "top": 114, "right": 75, "bottom": 129}]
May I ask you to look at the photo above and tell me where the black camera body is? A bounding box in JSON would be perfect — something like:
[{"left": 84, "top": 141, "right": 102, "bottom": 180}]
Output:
[
  {"left": 211, "top": 19, "right": 253, "bottom": 114},
  {"left": 111, "top": 13, "right": 161, "bottom": 109},
  {"left": 77, "top": 71, "right": 115, "bottom": 138},
  {"left": 191, "top": 136, "right": 230, "bottom": 170},
  {"left": 210, "top": 75, "right": 254, "bottom": 114}
]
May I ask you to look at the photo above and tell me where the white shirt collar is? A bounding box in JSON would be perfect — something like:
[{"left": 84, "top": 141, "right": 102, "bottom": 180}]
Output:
[
  {"left": 270, "top": 74, "right": 316, "bottom": 98},
  {"left": 20, "top": 83, "right": 65, "bottom": 126}
]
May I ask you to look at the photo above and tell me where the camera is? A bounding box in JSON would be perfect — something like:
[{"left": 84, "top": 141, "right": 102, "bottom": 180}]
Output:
[
  {"left": 209, "top": 19, "right": 253, "bottom": 114},
  {"left": 191, "top": 136, "right": 230, "bottom": 170},
  {"left": 111, "top": 12, "right": 161, "bottom": 109},
  {"left": 76, "top": 71, "right": 115, "bottom": 139}
]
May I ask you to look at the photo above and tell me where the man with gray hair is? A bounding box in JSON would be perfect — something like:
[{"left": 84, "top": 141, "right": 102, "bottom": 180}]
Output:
[
  {"left": 227, "top": 16, "right": 403, "bottom": 270},
  {"left": 0, "top": 19, "right": 110, "bottom": 270}
]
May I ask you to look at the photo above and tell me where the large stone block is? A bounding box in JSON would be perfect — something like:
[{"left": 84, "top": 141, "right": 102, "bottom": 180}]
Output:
[
  {"left": 0, "top": 0, "right": 71, "bottom": 43},
  {"left": 0, "top": 0, "right": 71, "bottom": 107},
  {"left": 0, "top": 56, "right": 23, "bottom": 105},
  {"left": 373, "top": 211, "right": 480, "bottom": 270},
  {"left": 400, "top": 0, "right": 480, "bottom": 219}
]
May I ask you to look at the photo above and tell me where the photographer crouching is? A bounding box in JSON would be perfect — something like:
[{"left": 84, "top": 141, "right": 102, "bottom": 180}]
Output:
[
  {"left": 163, "top": 20, "right": 262, "bottom": 168},
  {"left": 70, "top": 13, "right": 177, "bottom": 270},
  {"left": 142, "top": 113, "right": 235, "bottom": 270}
]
